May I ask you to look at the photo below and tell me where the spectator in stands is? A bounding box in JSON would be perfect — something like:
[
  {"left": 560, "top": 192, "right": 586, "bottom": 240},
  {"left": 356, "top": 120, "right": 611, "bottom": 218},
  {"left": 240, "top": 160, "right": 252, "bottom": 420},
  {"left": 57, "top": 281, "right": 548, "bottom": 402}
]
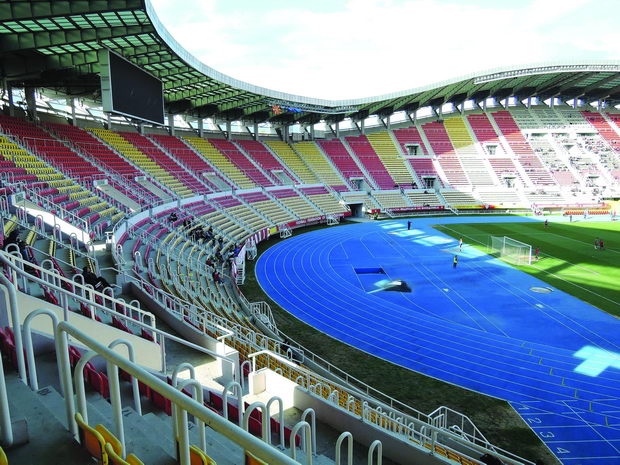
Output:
[
  {"left": 82, "top": 266, "right": 112, "bottom": 291},
  {"left": 168, "top": 211, "right": 178, "bottom": 223},
  {"left": 2, "top": 228, "right": 20, "bottom": 250},
  {"left": 212, "top": 269, "right": 221, "bottom": 284}
]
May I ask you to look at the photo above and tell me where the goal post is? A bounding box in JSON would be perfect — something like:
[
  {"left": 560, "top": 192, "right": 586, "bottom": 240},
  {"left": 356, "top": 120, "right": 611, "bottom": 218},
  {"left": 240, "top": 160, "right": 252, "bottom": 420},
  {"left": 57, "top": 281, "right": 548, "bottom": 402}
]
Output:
[{"left": 489, "top": 236, "right": 532, "bottom": 265}]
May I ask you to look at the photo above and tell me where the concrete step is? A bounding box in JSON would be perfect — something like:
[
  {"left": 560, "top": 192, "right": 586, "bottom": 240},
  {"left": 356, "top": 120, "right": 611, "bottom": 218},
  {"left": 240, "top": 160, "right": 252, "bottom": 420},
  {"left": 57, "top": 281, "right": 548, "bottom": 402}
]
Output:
[
  {"left": 5, "top": 375, "right": 91, "bottom": 465},
  {"left": 141, "top": 410, "right": 244, "bottom": 465},
  {"left": 84, "top": 392, "right": 176, "bottom": 465}
]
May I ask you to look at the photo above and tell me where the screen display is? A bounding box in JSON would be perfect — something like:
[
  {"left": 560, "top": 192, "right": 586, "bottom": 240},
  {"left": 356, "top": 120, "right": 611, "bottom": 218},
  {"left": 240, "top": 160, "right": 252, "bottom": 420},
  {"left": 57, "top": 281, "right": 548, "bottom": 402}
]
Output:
[{"left": 100, "top": 49, "right": 165, "bottom": 125}]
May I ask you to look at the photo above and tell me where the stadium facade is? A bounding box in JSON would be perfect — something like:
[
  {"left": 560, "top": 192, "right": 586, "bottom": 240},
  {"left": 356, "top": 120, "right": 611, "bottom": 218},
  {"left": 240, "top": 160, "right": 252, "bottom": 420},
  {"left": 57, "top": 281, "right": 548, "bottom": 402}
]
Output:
[{"left": 1, "top": 1, "right": 620, "bottom": 465}]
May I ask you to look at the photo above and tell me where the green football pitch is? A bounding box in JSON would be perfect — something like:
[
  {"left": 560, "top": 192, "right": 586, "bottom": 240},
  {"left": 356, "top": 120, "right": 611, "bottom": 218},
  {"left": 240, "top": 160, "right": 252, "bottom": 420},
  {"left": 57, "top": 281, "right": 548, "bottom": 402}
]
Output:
[{"left": 435, "top": 220, "right": 620, "bottom": 318}]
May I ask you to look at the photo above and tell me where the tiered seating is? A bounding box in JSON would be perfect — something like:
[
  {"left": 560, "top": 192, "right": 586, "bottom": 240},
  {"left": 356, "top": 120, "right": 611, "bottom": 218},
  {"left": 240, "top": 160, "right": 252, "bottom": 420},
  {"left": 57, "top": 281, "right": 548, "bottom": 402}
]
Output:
[
  {"left": 150, "top": 134, "right": 227, "bottom": 191},
  {"left": 299, "top": 187, "right": 348, "bottom": 215},
  {"left": 372, "top": 191, "right": 409, "bottom": 210},
  {"left": 364, "top": 131, "right": 412, "bottom": 186},
  {"left": 208, "top": 138, "right": 273, "bottom": 187},
  {"left": 510, "top": 108, "right": 541, "bottom": 130},
  {"left": 235, "top": 139, "right": 298, "bottom": 184},
  {"left": 527, "top": 135, "right": 576, "bottom": 186},
  {"left": 213, "top": 196, "right": 268, "bottom": 231},
  {"left": 406, "top": 191, "right": 443, "bottom": 207},
  {"left": 466, "top": 114, "right": 506, "bottom": 154},
  {"left": 524, "top": 190, "right": 566, "bottom": 205},
  {"left": 90, "top": 128, "right": 191, "bottom": 197},
  {"left": 421, "top": 121, "right": 469, "bottom": 186},
  {"left": 0, "top": 135, "right": 63, "bottom": 187},
  {"left": 292, "top": 141, "right": 347, "bottom": 190},
  {"left": 488, "top": 158, "right": 524, "bottom": 185},
  {"left": 491, "top": 111, "right": 556, "bottom": 185},
  {"left": 45, "top": 122, "right": 152, "bottom": 205},
  {"left": 577, "top": 133, "right": 620, "bottom": 181},
  {"left": 184, "top": 137, "right": 256, "bottom": 189},
  {"left": 441, "top": 190, "right": 482, "bottom": 206},
  {"left": 582, "top": 111, "right": 620, "bottom": 153},
  {"left": 122, "top": 132, "right": 209, "bottom": 194},
  {"left": 443, "top": 117, "right": 495, "bottom": 185},
  {"left": 0, "top": 118, "right": 119, "bottom": 224},
  {"left": 263, "top": 141, "right": 319, "bottom": 184},
  {"left": 476, "top": 189, "right": 524, "bottom": 206},
  {"left": 344, "top": 135, "right": 395, "bottom": 189},
  {"left": 392, "top": 126, "right": 428, "bottom": 155},
  {"left": 317, "top": 139, "right": 368, "bottom": 187},
  {"left": 238, "top": 192, "right": 295, "bottom": 225},
  {"left": 408, "top": 158, "right": 443, "bottom": 187},
  {"left": 270, "top": 189, "right": 321, "bottom": 219}
]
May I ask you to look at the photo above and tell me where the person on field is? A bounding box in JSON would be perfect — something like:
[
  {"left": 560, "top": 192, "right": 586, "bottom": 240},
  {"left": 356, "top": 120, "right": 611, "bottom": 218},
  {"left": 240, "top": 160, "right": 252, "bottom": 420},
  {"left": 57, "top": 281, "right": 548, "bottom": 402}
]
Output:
[
  {"left": 544, "top": 219, "right": 549, "bottom": 229},
  {"left": 453, "top": 255, "right": 458, "bottom": 269},
  {"left": 534, "top": 247, "right": 540, "bottom": 260},
  {"left": 407, "top": 220, "right": 411, "bottom": 230},
  {"left": 459, "top": 237, "right": 463, "bottom": 251}
]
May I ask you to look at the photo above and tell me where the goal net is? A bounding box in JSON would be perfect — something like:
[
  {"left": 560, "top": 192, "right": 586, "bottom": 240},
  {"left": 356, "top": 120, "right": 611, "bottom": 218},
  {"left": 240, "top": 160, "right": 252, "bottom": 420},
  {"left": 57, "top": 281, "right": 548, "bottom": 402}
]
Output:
[{"left": 489, "top": 236, "right": 532, "bottom": 265}]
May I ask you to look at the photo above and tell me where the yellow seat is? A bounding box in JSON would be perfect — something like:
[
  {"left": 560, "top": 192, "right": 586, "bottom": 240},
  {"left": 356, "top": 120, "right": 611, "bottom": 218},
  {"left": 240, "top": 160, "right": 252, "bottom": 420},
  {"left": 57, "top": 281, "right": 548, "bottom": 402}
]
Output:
[
  {"left": 105, "top": 443, "right": 144, "bottom": 465},
  {"left": 75, "top": 412, "right": 122, "bottom": 465},
  {"left": 0, "top": 446, "right": 7, "bottom": 465},
  {"left": 245, "top": 451, "right": 267, "bottom": 465},
  {"left": 189, "top": 445, "right": 217, "bottom": 465}
]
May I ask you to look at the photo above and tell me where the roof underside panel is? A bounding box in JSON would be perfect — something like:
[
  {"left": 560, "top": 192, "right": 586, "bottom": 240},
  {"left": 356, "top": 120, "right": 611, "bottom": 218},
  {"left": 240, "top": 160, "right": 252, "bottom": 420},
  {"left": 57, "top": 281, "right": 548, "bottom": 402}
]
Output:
[{"left": 2, "top": 0, "right": 620, "bottom": 122}]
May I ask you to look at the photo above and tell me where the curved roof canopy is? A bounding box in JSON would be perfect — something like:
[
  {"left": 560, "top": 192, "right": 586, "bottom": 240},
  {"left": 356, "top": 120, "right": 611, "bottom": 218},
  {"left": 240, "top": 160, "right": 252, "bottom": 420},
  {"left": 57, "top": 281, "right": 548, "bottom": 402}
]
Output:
[{"left": 2, "top": 0, "right": 620, "bottom": 124}]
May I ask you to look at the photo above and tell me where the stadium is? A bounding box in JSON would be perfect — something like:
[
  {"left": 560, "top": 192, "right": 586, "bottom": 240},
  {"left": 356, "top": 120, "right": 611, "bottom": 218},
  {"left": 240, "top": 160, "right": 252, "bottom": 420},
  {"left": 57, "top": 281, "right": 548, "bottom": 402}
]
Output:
[{"left": 1, "top": 1, "right": 620, "bottom": 464}]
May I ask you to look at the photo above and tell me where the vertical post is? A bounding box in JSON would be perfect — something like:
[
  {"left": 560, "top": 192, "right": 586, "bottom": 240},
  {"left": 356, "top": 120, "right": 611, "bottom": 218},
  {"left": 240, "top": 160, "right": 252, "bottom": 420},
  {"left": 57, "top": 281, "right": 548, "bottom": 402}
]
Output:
[
  {"left": 0, "top": 270, "right": 27, "bottom": 382},
  {"left": 175, "top": 406, "right": 190, "bottom": 465},
  {"left": 6, "top": 82, "right": 15, "bottom": 117},
  {"left": 282, "top": 125, "right": 289, "bottom": 142},
  {"left": 335, "top": 121, "right": 340, "bottom": 138},
  {"left": 54, "top": 326, "right": 77, "bottom": 437},
  {"left": 226, "top": 120, "right": 232, "bottom": 140},
  {"left": 168, "top": 114, "right": 175, "bottom": 136},
  {"left": 25, "top": 87, "right": 37, "bottom": 121},
  {"left": 0, "top": 347, "right": 13, "bottom": 446},
  {"left": 198, "top": 118, "right": 204, "bottom": 138},
  {"left": 70, "top": 98, "right": 76, "bottom": 125},
  {"left": 310, "top": 124, "right": 315, "bottom": 140},
  {"left": 253, "top": 122, "right": 259, "bottom": 141},
  {"left": 386, "top": 114, "right": 391, "bottom": 130},
  {"left": 107, "top": 361, "right": 125, "bottom": 455},
  {"left": 359, "top": 118, "right": 365, "bottom": 135},
  {"left": 106, "top": 112, "right": 112, "bottom": 130}
]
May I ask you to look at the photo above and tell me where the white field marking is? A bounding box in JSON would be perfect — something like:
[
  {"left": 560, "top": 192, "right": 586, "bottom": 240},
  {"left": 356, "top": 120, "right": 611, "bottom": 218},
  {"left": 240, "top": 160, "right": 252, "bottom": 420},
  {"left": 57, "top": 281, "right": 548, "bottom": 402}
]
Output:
[
  {"left": 436, "top": 225, "right": 620, "bottom": 316},
  {"left": 437, "top": 225, "right": 601, "bottom": 276}
]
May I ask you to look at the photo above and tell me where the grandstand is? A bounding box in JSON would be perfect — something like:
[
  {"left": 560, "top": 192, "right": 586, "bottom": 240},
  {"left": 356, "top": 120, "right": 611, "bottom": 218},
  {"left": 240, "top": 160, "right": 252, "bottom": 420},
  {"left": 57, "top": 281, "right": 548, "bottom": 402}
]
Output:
[{"left": 1, "top": 2, "right": 620, "bottom": 465}]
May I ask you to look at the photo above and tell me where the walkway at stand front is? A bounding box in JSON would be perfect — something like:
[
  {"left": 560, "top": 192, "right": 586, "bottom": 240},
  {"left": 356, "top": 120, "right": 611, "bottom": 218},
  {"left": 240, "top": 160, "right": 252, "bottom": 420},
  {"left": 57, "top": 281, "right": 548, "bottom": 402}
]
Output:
[{"left": 256, "top": 216, "right": 620, "bottom": 465}]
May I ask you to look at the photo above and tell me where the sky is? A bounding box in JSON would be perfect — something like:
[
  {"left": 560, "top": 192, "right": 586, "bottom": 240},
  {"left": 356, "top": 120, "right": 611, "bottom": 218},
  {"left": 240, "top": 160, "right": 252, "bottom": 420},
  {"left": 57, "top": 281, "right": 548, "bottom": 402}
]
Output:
[{"left": 149, "top": 0, "right": 620, "bottom": 101}]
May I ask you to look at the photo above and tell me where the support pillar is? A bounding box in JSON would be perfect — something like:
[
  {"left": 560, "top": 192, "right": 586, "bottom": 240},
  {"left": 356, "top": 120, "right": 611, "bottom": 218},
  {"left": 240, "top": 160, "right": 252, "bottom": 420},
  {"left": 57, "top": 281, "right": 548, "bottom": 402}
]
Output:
[
  {"left": 526, "top": 97, "right": 531, "bottom": 109},
  {"left": 6, "top": 83, "right": 15, "bottom": 117},
  {"left": 226, "top": 120, "right": 231, "bottom": 140},
  {"left": 386, "top": 115, "right": 391, "bottom": 130},
  {"left": 198, "top": 118, "right": 204, "bottom": 137},
  {"left": 310, "top": 124, "right": 315, "bottom": 140},
  {"left": 168, "top": 113, "right": 175, "bottom": 136},
  {"left": 253, "top": 122, "right": 259, "bottom": 141},
  {"left": 138, "top": 122, "right": 144, "bottom": 135},
  {"left": 282, "top": 125, "right": 289, "bottom": 142},
  {"left": 25, "top": 87, "right": 37, "bottom": 121},
  {"left": 482, "top": 99, "right": 487, "bottom": 111},
  {"left": 360, "top": 119, "right": 365, "bottom": 135},
  {"left": 106, "top": 112, "right": 112, "bottom": 130},
  {"left": 335, "top": 121, "right": 340, "bottom": 138},
  {"left": 69, "top": 97, "right": 76, "bottom": 125}
]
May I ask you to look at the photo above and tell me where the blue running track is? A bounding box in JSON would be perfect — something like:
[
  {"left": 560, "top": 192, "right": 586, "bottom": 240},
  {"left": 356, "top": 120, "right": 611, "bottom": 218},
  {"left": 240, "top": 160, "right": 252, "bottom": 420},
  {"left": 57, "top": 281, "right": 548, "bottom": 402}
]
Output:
[{"left": 256, "top": 216, "right": 620, "bottom": 465}]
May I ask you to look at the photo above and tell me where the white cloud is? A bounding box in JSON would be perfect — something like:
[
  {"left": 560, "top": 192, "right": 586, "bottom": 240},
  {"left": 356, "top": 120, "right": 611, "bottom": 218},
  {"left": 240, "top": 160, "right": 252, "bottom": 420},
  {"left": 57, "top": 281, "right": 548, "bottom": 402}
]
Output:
[{"left": 149, "top": 0, "right": 614, "bottom": 100}]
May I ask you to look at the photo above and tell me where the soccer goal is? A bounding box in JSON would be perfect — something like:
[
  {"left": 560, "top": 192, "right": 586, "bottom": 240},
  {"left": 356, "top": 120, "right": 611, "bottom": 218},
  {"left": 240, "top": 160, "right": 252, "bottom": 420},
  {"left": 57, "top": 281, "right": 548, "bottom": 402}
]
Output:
[{"left": 489, "top": 236, "right": 532, "bottom": 265}]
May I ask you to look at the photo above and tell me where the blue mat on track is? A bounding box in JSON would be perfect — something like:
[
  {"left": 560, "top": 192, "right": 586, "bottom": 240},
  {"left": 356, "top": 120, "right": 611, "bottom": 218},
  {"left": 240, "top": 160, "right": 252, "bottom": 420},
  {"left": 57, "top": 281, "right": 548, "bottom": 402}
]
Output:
[{"left": 256, "top": 216, "right": 620, "bottom": 464}]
